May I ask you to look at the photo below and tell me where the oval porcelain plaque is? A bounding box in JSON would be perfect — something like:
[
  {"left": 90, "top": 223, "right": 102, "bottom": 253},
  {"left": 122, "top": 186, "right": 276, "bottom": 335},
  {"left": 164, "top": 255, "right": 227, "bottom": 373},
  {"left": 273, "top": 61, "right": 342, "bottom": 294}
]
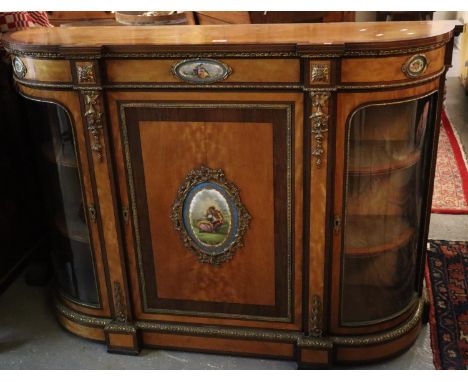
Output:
[
  {"left": 172, "top": 59, "right": 232, "bottom": 84},
  {"left": 402, "top": 54, "right": 428, "bottom": 78},
  {"left": 183, "top": 182, "right": 238, "bottom": 255},
  {"left": 12, "top": 56, "right": 27, "bottom": 78},
  {"left": 171, "top": 166, "right": 250, "bottom": 265}
]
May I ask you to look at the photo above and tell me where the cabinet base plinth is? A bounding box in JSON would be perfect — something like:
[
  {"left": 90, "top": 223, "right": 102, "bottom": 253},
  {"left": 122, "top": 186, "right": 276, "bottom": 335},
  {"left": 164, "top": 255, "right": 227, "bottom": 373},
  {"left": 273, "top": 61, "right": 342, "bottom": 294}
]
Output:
[
  {"left": 296, "top": 346, "right": 333, "bottom": 369},
  {"left": 104, "top": 321, "right": 140, "bottom": 355},
  {"left": 55, "top": 296, "right": 424, "bottom": 366}
]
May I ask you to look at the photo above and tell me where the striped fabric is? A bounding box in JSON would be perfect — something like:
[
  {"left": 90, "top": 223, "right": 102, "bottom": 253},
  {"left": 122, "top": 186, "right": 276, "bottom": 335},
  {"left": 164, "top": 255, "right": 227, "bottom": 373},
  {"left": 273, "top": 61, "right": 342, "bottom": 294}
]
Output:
[
  {"left": 0, "top": 12, "right": 51, "bottom": 49},
  {"left": 0, "top": 12, "right": 51, "bottom": 33},
  {"left": 0, "top": 11, "right": 51, "bottom": 33}
]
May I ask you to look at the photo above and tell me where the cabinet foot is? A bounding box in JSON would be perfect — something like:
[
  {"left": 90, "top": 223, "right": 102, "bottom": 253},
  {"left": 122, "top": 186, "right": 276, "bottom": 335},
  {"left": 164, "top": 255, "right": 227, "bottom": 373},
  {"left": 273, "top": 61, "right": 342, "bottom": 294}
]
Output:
[
  {"left": 295, "top": 338, "right": 334, "bottom": 368},
  {"left": 104, "top": 321, "right": 140, "bottom": 355}
]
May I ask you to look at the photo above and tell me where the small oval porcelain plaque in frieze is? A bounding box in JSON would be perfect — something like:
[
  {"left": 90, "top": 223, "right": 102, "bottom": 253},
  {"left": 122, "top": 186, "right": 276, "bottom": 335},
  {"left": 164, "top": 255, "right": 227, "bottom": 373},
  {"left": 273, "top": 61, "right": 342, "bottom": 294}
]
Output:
[
  {"left": 12, "top": 56, "right": 27, "bottom": 78},
  {"left": 171, "top": 166, "right": 250, "bottom": 265},
  {"left": 172, "top": 59, "right": 232, "bottom": 84},
  {"left": 401, "top": 54, "right": 429, "bottom": 78}
]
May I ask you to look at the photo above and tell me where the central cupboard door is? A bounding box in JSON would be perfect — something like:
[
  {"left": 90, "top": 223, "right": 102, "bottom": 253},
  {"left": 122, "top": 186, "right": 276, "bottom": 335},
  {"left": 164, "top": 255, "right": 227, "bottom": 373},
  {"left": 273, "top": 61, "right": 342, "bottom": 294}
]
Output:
[{"left": 108, "top": 92, "right": 304, "bottom": 330}]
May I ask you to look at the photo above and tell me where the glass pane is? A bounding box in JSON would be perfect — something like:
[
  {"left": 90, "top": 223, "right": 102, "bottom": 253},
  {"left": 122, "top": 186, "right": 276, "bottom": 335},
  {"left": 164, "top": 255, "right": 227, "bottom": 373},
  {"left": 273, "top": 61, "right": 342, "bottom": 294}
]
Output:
[
  {"left": 28, "top": 102, "right": 99, "bottom": 306},
  {"left": 341, "top": 94, "right": 437, "bottom": 325}
]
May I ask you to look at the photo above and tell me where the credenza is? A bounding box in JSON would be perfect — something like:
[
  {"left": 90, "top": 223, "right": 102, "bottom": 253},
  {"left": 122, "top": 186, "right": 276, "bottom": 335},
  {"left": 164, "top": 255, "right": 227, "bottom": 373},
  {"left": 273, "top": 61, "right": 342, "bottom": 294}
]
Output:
[{"left": 2, "top": 21, "right": 459, "bottom": 367}]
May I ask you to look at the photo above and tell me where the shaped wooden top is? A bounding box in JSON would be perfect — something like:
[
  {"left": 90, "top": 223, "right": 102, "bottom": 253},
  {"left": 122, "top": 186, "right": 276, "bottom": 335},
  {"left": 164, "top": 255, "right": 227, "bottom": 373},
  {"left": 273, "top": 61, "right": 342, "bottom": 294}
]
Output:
[{"left": 2, "top": 21, "right": 459, "bottom": 56}]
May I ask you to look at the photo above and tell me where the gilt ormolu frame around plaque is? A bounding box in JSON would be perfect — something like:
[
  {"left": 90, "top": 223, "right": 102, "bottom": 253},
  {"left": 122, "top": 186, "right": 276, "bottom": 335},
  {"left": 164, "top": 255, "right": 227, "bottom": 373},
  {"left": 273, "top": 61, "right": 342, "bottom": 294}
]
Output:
[{"left": 171, "top": 166, "right": 251, "bottom": 265}]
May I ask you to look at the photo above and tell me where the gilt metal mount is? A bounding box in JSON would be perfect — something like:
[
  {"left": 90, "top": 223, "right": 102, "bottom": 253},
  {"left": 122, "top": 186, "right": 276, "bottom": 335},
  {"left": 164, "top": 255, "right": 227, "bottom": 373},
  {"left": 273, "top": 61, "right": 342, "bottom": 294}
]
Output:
[
  {"left": 83, "top": 90, "right": 104, "bottom": 161},
  {"left": 309, "top": 92, "right": 331, "bottom": 168}
]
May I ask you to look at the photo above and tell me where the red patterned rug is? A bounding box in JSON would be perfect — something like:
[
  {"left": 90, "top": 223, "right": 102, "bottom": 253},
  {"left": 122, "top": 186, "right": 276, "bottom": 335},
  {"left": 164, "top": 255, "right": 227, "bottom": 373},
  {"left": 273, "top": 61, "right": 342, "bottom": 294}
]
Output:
[
  {"left": 431, "top": 111, "right": 468, "bottom": 214},
  {"left": 425, "top": 240, "right": 468, "bottom": 369}
]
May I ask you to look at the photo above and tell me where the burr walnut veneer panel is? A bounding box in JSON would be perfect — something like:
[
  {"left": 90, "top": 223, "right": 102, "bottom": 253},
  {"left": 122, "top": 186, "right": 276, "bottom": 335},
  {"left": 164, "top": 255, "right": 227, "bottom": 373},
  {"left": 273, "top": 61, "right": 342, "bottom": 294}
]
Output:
[
  {"left": 106, "top": 58, "right": 301, "bottom": 84},
  {"left": 340, "top": 46, "right": 446, "bottom": 84}
]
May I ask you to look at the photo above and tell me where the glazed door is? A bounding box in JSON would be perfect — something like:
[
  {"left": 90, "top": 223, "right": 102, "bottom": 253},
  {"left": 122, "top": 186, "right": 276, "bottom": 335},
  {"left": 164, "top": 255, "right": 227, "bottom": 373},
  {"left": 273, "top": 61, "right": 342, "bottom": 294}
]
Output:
[
  {"left": 24, "top": 100, "right": 108, "bottom": 314},
  {"left": 331, "top": 81, "right": 440, "bottom": 334},
  {"left": 108, "top": 91, "right": 304, "bottom": 330}
]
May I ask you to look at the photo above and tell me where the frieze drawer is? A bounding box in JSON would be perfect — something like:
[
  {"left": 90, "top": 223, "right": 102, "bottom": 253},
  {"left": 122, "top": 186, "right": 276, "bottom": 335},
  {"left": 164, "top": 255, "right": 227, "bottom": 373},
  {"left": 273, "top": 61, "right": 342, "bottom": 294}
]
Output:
[
  {"left": 340, "top": 45, "right": 445, "bottom": 86},
  {"left": 105, "top": 58, "right": 301, "bottom": 86}
]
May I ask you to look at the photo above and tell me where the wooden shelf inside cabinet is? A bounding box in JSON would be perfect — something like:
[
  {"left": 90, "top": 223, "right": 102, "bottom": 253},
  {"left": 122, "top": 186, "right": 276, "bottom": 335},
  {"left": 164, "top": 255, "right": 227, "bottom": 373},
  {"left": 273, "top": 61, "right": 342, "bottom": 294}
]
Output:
[
  {"left": 344, "top": 215, "right": 414, "bottom": 257},
  {"left": 54, "top": 212, "right": 89, "bottom": 243},
  {"left": 347, "top": 141, "right": 421, "bottom": 176},
  {"left": 41, "top": 141, "right": 77, "bottom": 168}
]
